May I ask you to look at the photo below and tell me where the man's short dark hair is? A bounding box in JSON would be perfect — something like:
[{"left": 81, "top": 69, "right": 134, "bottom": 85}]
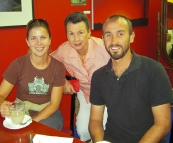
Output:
[{"left": 102, "top": 15, "right": 133, "bottom": 35}]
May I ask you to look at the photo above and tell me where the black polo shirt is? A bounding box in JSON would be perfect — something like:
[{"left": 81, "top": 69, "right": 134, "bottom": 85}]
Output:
[{"left": 90, "top": 51, "right": 173, "bottom": 143}]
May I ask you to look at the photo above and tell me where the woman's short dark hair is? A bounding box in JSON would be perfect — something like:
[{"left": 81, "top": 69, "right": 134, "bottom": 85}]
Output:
[{"left": 64, "top": 11, "right": 90, "bottom": 32}]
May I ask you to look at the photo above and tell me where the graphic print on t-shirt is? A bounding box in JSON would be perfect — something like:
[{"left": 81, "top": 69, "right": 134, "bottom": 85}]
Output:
[{"left": 28, "top": 76, "right": 50, "bottom": 94}]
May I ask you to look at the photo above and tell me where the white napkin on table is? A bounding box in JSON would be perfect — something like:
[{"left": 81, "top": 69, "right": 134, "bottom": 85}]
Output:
[{"left": 33, "top": 134, "right": 73, "bottom": 143}]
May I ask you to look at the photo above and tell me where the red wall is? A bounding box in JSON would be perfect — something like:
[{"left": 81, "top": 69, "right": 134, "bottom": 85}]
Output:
[{"left": 0, "top": 0, "right": 162, "bottom": 128}]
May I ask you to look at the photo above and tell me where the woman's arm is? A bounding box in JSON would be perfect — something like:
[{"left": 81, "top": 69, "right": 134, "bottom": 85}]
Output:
[
  {"left": 0, "top": 79, "right": 14, "bottom": 101},
  {"left": 33, "top": 86, "right": 63, "bottom": 122},
  {"left": 0, "top": 79, "right": 14, "bottom": 116},
  {"left": 0, "top": 96, "right": 5, "bottom": 104}
]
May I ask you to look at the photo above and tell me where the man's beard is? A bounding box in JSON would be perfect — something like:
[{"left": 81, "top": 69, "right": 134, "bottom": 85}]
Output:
[{"left": 106, "top": 44, "right": 129, "bottom": 60}]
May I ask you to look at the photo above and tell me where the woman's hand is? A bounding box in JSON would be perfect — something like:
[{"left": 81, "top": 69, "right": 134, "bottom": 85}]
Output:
[
  {"left": 0, "top": 101, "right": 11, "bottom": 117},
  {"left": 63, "top": 79, "right": 75, "bottom": 94}
]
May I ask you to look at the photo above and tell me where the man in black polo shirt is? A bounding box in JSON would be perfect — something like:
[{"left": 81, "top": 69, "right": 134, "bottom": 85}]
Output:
[{"left": 89, "top": 15, "right": 173, "bottom": 143}]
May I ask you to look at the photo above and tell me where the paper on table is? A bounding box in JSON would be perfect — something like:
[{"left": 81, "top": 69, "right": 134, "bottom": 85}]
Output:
[{"left": 33, "top": 134, "right": 74, "bottom": 143}]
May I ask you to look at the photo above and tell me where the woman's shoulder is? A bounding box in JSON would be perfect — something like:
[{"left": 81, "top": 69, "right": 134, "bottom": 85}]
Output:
[
  {"left": 89, "top": 36, "right": 104, "bottom": 46},
  {"left": 10, "top": 54, "right": 29, "bottom": 65},
  {"left": 51, "top": 56, "right": 65, "bottom": 68},
  {"left": 58, "top": 41, "right": 71, "bottom": 50}
]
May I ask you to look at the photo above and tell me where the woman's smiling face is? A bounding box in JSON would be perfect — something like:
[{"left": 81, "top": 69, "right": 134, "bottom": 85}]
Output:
[{"left": 26, "top": 27, "right": 51, "bottom": 57}]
